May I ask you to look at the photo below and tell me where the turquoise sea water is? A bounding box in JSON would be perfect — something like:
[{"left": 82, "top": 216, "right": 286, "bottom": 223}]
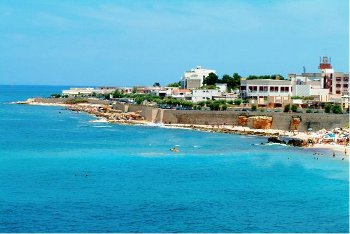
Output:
[{"left": 0, "top": 85, "right": 349, "bottom": 232}]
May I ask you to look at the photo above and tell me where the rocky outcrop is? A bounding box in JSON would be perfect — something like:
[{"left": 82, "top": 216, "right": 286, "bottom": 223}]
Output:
[
  {"left": 237, "top": 115, "right": 248, "bottom": 126},
  {"left": 290, "top": 116, "right": 302, "bottom": 130},
  {"left": 248, "top": 116, "right": 273, "bottom": 129}
]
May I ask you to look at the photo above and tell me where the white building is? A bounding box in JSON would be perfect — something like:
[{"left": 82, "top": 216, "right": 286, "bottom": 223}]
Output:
[
  {"left": 62, "top": 88, "right": 96, "bottom": 96},
  {"left": 182, "top": 66, "right": 216, "bottom": 89},
  {"left": 191, "top": 89, "right": 221, "bottom": 102},
  {"left": 240, "top": 79, "right": 293, "bottom": 98},
  {"left": 215, "top": 83, "right": 227, "bottom": 93}
]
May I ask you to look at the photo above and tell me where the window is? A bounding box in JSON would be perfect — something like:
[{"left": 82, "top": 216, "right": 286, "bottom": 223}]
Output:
[
  {"left": 336, "top": 90, "right": 341, "bottom": 94},
  {"left": 336, "top": 84, "right": 341, "bottom": 88},
  {"left": 249, "top": 86, "right": 257, "bottom": 92},
  {"left": 344, "top": 77, "right": 349, "bottom": 82},
  {"left": 343, "top": 84, "right": 348, "bottom": 88},
  {"left": 280, "top": 87, "right": 289, "bottom": 92},
  {"left": 241, "top": 86, "right": 246, "bottom": 90},
  {"left": 336, "top": 77, "right": 342, "bottom": 82},
  {"left": 259, "top": 86, "right": 267, "bottom": 92},
  {"left": 270, "top": 86, "right": 279, "bottom": 92}
]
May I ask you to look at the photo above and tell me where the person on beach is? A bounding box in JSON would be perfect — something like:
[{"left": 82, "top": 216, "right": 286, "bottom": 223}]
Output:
[{"left": 333, "top": 152, "right": 335, "bottom": 157}]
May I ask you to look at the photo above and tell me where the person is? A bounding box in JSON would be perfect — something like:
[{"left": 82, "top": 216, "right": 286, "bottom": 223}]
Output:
[
  {"left": 333, "top": 152, "right": 335, "bottom": 157},
  {"left": 170, "top": 147, "right": 180, "bottom": 153},
  {"left": 345, "top": 148, "right": 347, "bottom": 156}
]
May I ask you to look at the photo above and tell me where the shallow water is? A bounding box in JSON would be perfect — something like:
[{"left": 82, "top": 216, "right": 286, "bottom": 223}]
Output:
[{"left": 0, "top": 85, "right": 348, "bottom": 232}]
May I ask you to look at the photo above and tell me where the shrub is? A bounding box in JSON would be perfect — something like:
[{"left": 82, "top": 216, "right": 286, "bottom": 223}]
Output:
[
  {"left": 291, "top": 104, "right": 298, "bottom": 112},
  {"left": 331, "top": 105, "right": 342, "bottom": 114},
  {"left": 221, "top": 104, "right": 228, "bottom": 111},
  {"left": 325, "top": 103, "right": 332, "bottom": 113},
  {"left": 234, "top": 99, "right": 242, "bottom": 105},
  {"left": 50, "top": 94, "right": 61, "bottom": 98},
  {"left": 64, "top": 98, "right": 88, "bottom": 104},
  {"left": 306, "top": 109, "right": 312, "bottom": 113},
  {"left": 284, "top": 104, "right": 290, "bottom": 112},
  {"left": 208, "top": 101, "right": 221, "bottom": 111},
  {"left": 227, "top": 100, "right": 233, "bottom": 105},
  {"left": 251, "top": 104, "right": 257, "bottom": 111}
]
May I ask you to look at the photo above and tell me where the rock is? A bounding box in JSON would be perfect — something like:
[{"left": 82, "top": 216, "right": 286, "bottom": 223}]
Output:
[{"left": 267, "top": 137, "right": 286, "bottom": 144}]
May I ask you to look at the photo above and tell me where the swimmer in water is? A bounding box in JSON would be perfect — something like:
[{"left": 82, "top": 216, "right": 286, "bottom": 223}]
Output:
[{"left": 170, "top": 147, "right": 180, "bottom": 153}]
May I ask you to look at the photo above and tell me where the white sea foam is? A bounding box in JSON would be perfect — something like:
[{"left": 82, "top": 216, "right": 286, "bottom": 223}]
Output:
[{"left": 90, "top": 118, "right": 108, "bottom": 123}]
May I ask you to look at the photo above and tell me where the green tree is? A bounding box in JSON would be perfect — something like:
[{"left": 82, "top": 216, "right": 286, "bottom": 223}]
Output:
[
  {"left": 153, "top": 82, "right": 161, "bottom": 87},
  {"left": 50, "top": 93, "right": 61, "bottom": 98},
  {"left": 203, "top": 73, "right": 219, "bottom": 86},
  {"left": 284, "top": 104, "right": 291, "bottom": 112},
  {"left": 325, "top": 103, "right": 332, "bottom": 113},
  {"left": 251, "top": 104, "right": 257, "bottom": 111},
  {"left": 112, "top": 90, "right": 124, "bottom": 98},
  {"left": 167, "top": 82, "right": 181, "bottom": 87},
  {"left": 233, "top": 99, "right": 242, "bottom": 105},
  {"left": 291, "top": 104, "right": 298, "bottom": 112},
  {"left": 331, "top": 105, "right": 342, "bottom": 114},
  {"left": 208, "top": 101, "right": 221, "bottom": 111}
]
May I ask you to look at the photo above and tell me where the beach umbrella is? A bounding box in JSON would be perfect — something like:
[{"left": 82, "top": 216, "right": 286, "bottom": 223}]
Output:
[{"left": 308, "top": 128, "right": 313, "bottom": 131}]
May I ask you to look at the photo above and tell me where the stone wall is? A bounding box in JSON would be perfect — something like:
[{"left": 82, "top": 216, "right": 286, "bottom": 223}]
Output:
[{"left": 89, "top": 102, "right": 350, "bottom": 131}]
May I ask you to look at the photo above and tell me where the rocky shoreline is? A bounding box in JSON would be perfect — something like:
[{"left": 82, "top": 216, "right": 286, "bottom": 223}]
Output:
[{"left": 16, "top": 99, "right": 349, "bottom": 157}]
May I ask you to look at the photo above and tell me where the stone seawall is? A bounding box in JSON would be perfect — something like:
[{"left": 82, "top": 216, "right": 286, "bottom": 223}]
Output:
[
  {"left": 30, "top": 99, "right": 349, "bottom": 131},
  {"left": 112, "top": 104, "right": 349, "bottom": 131}
]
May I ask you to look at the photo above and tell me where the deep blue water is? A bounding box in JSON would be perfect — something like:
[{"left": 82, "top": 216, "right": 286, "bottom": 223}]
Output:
[{"left": 0, "top": 85, "right": 348, "bottom": 232}]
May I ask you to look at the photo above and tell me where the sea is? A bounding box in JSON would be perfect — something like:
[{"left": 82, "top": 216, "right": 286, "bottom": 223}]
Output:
[{"left": 0, "top": 85, "right": 349, "bottom": 233}]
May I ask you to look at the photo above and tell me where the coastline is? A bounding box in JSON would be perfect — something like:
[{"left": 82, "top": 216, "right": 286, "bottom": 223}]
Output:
[{"left": 16, "top": 99, "right": 349, "bottom": 159}]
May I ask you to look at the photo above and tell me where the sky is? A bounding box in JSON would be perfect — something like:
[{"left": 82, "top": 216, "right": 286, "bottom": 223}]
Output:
[{"left": 0, "top": 0, "right": 348, "bottom": 86}]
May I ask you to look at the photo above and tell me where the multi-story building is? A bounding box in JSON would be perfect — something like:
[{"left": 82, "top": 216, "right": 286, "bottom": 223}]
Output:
[
  {"left": 181, "top": 66, "right": 216, "bottom": 89},
  {"left": 332, "top": 72, "right": 349, "bottom": 95},
  {"left": 240, "top": 79, "right": 293, "bottom": 98}
]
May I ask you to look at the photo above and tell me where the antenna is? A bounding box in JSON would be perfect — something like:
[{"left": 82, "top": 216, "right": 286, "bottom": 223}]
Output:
[{"left": 303, "top": 66, "right": 306, "bottom": 73}]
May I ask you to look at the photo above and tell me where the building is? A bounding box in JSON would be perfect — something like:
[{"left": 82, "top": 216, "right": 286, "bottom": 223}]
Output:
[
  {"left": 290, "top": 56, "right": 349, "bottom": 97},
  {"left": 191, "top": 89, "right": 221, "bottom": 102},
  {"left": 215, "top": 83, "right": 227, "bottom": 93},
  {"left": 181, "top": 66, "right": 216, "bottom": 89},
  {"left": 332, "top": 72, "right": 349, "bottom": 96},
  {"left": 62, "top": 88, "right": 96, "bottom": 97},
  {"left": 240, "top": 79, "right": 293, "bottom": 98}
]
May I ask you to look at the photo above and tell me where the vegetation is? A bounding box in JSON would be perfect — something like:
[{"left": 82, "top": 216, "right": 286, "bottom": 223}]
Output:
[
  {"left": 306, "top": 109, "right": 312, "bottom": 113},
  {"left": 233, "top": 99, "right": 242, "bottom": 105},
  {"left": 331, "top": 105, "right": 342, "bottom": 114},
  {"left": 167, "top": 82, "right": 181, "bottom": 87},
  {"left": 291, "top": 96, "right": 302, "bottom": 99},
  {"left": 64, "top": 98, "right": 88, "bottom": 104},
  {"left": 251, "top": 104, "right": 257, "bottom": 111},
  {"left": 324, "top": 103, "right": 332, "bottom": 113},
  {"left": 220, "top": 73, "right": 241, "bottom": 91},
  {"left": 112, "top": 90, "right": 124, "bottom": 98},
  {"left": 291, "top": 104, "right": 298, "bottom": 112},
  {"left": 200, "top": 85, "right": 217, "bottom": 89},
  {"left": 153, "top": 82, "right": 161, "bottom": 87},
  {"left": 203, "top": 73, "right": 219, "bottom": 86},
  {"left": 50, "top": 94, "right": 61, "bottom": 98},
  {"left": 284, "top": 104, "right": 290, "bottom": 112}
]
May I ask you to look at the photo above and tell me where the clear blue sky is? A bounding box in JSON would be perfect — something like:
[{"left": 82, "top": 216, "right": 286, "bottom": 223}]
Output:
[{"left": 0, "top": 0, "right": 348, "bottom": 86}]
